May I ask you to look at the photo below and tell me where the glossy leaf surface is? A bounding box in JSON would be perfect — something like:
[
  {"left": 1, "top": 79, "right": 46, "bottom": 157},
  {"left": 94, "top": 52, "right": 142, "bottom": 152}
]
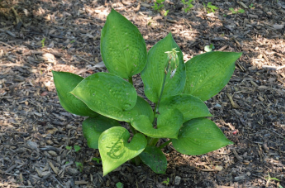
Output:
[
  {"left": 172, "top": 118, "right": 233, "bottom": 155},
  {"left": 82, "top": 116, "right": 121, "bottom": 149},
  {"left": 131, "top": 109, "right": 183, "bottom": 138},
  {"left": 139, "top": 146, "right": 167, "bottom": 174},
  {"left": 52, "top": 71, "right": 98, "bottom": 117},
  {"left": 183, "top": 51, "right": 242, "bottom": 101},
  {"left": 71, "top": 72, "right": 137, "bottom": 121},
  {"left": 160, "top": 94, "right": 212, "bottom": 122},
  {"left": 141, "top": 33, "right": 186, "bottom": 103},
  {"left": 101, "top": 9, "right": 147, "bottom": 79},
  {"left": 99, "top": 127, "right": 147, "bottom": 176},
  {"left": 123, "top": 96, "right": 154, "bottom": 122}
]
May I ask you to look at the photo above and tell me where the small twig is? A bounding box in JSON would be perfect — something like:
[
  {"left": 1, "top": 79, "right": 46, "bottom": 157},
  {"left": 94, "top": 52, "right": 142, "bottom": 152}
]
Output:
[
  {"left": 11, "top": 7, "right": 22, "bottom": 24},
  {"left": 0, "top": 41, "right": 13, "bottom": 48},
  {"left": 0, "top": 25, "right": 14, "bottom": 32},
  {"left": 52, "top": 175, "right": 65, "bottom": 188},
  {"left": 262, "top": 65, "right": 285, "bottom": 71},
  {"left": 5, "top": 30, "right": 16, "bottom": 37},
  {"left": 264, "top": 127, "right": 285, "bottom": 139},
  {"left": 226, "top": 93, "right": 240, "bottom": 108},
  {"left": 236, "top": 61, "right": 245, "bottom": 72},
  {"left": 75, "top": 55, "right": 91, "bottom": 64},
  {"left": 252, "top": 174, "right": 267, "bottom": 181},
  {"left": 232, "top": 38, "right": 241, "bottom": 47},
  {"left": 232, "top": 148, "right": 243, "bottom": 161},
  {"left": 237, "top": 1, "right": 248, "bottom": 9},
  {"left": 217, "top": 45, "right": 228, "bottom": 51},
  {"left": 166, "top": 19, "right": 177, "bottom": 23},
  {"left": 5, "top": 164, "right": 18, "bottom": 173}
]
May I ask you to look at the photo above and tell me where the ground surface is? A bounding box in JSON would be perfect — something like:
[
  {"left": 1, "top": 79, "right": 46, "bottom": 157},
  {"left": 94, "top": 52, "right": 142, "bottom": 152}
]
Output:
[{"left": 0, "top": 0, "right": 285, "bottom": 187}]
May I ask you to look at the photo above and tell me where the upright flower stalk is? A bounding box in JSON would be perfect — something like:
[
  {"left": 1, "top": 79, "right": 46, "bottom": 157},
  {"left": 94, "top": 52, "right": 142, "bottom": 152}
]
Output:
[{"left": 154, "top": 48, "right": 180, "bottom": 116}]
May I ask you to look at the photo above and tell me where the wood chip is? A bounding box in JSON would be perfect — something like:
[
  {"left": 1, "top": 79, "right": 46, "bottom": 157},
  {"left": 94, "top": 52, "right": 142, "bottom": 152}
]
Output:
[
  {"left": 273, "top": 24, "right": 285, "bottom": 30},
  {"left": 48, "top": 161, "right": 59, "bottom": 175},
  {"left": 238, "top": 1, "right": 248, "bottom": 9},
  {"left": 75, "top": 181, "right": 89, "bottom": 185}
]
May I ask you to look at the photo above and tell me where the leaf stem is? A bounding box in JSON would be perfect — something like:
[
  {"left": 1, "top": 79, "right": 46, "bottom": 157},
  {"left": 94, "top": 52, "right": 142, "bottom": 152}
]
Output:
[
  {"left": 131, "top": 155, "right": 142, "bottom": 166},
  {"left": 148, "top": 138, "right": 159, "bottom": 146},
  {"left": 158, "top": 140, "right": 171, "bottom": 149},
  {"left": 129, "top": 124, "right": 137, "bottom": 135},
  {"left": 128, "top": 76, "right": 133, "bottom": 85},
  {"left": 154, "top": 59, "right": 171, "bottom": 116}
]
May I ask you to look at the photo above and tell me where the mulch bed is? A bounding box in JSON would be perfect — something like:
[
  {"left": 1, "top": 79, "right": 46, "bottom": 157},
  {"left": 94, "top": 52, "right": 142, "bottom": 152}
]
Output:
[{"left": 0, "top": 0, "right": 285, "bottom": 187}]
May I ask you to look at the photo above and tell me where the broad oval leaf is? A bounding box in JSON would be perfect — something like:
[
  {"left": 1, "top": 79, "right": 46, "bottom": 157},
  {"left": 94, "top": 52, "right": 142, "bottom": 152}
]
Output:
[
  {"left": 52, "top": 71, "right": 98, "bottom": 117},
  {"left": 139, "top": 146, "right": 167, "bottom": 174},
  {"left": 101, "top": 9, "right": 147, "bottom": 79},
  {"left": 172, "top": 118, "right": 233, "bottom": 155},
  {"left": 183, "top": 51, "right": 242, "bottom": 101},
  {"left": 141, "top": 33, "right": 186, "bottom": 103},
  {"left": 131, "top": 109, "right": 183, "bottom": 138},
  {"left": 82, "top": 116, "right": 121, "bottom": 149},
  {"left": 124, "top": 96, "right": 154, "bottom": 122},
  {"left": 160, "top": 94, "right": 212, "bottom": 122},
  {"left": 71, "top": 72, "right": 137, "bottom": 121},
  {"left": 99, "top": 127, "right": 147, "bottom": 176}
]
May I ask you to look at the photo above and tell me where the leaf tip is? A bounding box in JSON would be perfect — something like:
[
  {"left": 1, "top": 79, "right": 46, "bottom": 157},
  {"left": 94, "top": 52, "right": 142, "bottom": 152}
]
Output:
[
  {"left": 237, "top": 52, "right": 243, "bottom": 57},
  {"left": 51, "top": 70, "right": 58, "bottom": 76},
  {"left": 227, "top": 140, "right": 234, "bottom": 145},
  {"left": 102, "top": 171, "right": 108, "bottom": 177}
]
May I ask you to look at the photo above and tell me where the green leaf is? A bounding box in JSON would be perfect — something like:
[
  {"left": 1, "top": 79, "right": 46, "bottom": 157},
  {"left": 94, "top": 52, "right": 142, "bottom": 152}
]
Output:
[
  {"left": 99, "top": 127, "right": 147, "bottom": 176},
  {"left": 71, "top": 72, "right": 137, "bottom": 121},
  {"left": 172, "top": 118, "right": 233, "bottom": 155},
  {"left": 123, "top": 96, "right": 154, "bottom": 122},
  {"left": 238, "top": 9, "right": 245, "bottom": 13},
  {"left": 183, "top": 52, "right": 242, "bottom": 101},
  {"left": 116, "top": 182, "right": 124, "bottom": 188},
  {"left": 74, "top": 145, "right": 81, "bottom": 152},
  {"left": 92, "top": 157, "right": 101, "bottom": 163},
  {"left": 160, "top": 94, "right": 212, "bottom": 122},
  {"left": 139, "top": 146, "right": 167, "bottom": 174},
  {"left": 162, "top": 177, "right": 170, "bottom": 185},
  {"left": 65, "top": 146, "right": 72, "bottom": 150},
  {"left": 229, "top": 8, "right": 236, "bottom": 14},
  {"left": 269, "top": 177, "right": 280, "bottom": 181},
  {"left": 82, "top": 116, "right": 121, "bottom": 149},
  {"left": 52, "top": 71, "right": 98, "bottom": 117},
  {"left": 101, "top": 9, "right": 147, "bottom": 79},
  {"left": 75, "top": 162, "right": 83, "bottom": 172},
  {"left": 141, "top": 33, "right": 186, "bottom": 103},
  {"left": 131, "top": 109, "right": 183, "bottom": 138},
  {"left": 207, "top": 2, "right": 218, "bottom": 12}
]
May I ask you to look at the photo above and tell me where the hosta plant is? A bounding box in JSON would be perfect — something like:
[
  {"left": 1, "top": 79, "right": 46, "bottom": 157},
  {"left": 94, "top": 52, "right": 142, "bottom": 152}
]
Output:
[{"left": 52, "top": 9, "right": 242, "bottom": 176}]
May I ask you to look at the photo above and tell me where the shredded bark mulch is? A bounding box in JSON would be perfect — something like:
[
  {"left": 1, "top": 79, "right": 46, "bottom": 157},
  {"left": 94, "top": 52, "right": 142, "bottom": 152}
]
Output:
[{"left": 0, "top": 0, "right": 285, "bottom": 187}]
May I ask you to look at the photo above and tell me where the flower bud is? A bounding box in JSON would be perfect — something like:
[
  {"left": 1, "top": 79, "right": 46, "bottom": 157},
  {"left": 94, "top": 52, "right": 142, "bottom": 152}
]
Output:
[{"left": 165, "top": 48, "right": 179, "bottom": 78}]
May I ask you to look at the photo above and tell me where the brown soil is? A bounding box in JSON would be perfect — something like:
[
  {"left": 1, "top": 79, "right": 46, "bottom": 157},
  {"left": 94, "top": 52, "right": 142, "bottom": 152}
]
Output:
[{"left": 0, "top": 0, "right": 285, "bottom": 187}]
